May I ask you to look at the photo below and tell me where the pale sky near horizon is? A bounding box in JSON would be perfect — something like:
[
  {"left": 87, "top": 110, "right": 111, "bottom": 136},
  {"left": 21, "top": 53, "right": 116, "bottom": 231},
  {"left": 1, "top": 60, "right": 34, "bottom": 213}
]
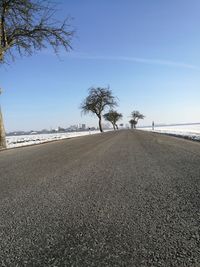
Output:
[{"left": 1, "top": 0, "right": 200, "bottom": 131}]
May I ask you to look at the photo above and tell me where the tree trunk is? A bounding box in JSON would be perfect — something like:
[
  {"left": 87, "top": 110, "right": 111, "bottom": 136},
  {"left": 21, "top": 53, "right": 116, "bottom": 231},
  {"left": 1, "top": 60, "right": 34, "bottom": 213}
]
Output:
[
  {"left": 0, "top": 50, "right": 5, "bottom": 64},
  {"left": 98, "top": 116, "right": 103, "bottom": 132},
  {"left": 115, "top": 124, "right": 118, "bottom": 130},
  {"left": 0, "top": 108, "right": 6, "bottom": 149},
  {"left": 0, "top": 51, "right": 6, "bottom": 149},
  {"left": 0, "top": 52, "right": 3, "bottom": 61},
  {"left": 112, "top": 123, "right": 116, "bottom": 130}
]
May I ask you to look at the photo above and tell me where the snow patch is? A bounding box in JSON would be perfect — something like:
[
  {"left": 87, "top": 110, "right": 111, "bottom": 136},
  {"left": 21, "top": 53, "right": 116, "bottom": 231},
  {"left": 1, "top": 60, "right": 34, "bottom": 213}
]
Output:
[
  {"left": 6, "top": 130, "right": 111, "bottom": 149},
  {"left": 139, "top": 124, "right": 200, "bottom": 142}
]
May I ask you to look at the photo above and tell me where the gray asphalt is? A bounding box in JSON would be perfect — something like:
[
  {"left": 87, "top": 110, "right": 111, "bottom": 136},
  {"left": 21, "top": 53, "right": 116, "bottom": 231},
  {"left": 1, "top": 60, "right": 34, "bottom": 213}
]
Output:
[{"left": 0, "top": 130, "right": 200, "bottom": 266}]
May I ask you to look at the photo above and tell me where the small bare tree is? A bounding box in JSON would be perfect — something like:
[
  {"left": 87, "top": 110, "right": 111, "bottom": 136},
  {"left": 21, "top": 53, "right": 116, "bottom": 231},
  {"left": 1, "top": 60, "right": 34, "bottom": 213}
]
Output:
[
  {"left": 129, "top": 119, "right": 136, "bottom": 129},
  {"left": 104, "top": 110, "right": 123, "bottom": 130},
  {"left": 0, "top": 0, "right": 74, "bottom": 148},
  {"left": 130, "top": 111, "right": 145, "bottom": 129},
  {"left": 81, "top": 87, "right": 117, "bottom": 132}
]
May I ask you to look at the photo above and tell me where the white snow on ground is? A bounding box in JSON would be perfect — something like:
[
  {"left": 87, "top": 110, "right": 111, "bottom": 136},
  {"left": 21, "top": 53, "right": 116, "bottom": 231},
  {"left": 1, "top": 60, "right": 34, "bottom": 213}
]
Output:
[
  {"left": 6, "top": 124, "right": 200, "bottom": 149},
  {"left": 6, "top": 130, "right": 111, "bottom": 149},
  {"left": 139, "top": 124, "right": 200, "bottom": 141}
]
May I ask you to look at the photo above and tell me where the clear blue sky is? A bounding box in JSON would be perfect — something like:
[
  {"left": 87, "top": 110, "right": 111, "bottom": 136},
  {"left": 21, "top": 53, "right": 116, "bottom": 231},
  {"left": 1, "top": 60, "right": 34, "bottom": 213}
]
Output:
[{"left": 1, "top": 0, "right": 200, "bottom": 131}]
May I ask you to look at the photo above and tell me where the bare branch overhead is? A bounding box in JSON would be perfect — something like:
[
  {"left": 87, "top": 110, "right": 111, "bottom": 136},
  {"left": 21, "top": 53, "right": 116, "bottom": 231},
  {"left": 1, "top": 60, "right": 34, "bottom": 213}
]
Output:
[{"left": 0, "top": 0, "right": 74, "bottom": 62}]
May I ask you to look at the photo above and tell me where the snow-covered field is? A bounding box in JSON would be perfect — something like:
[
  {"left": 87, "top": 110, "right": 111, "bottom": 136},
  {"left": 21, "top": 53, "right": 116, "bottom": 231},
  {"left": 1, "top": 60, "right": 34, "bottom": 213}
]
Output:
[
  {"left": 6, "top": 124, "right": 200, "bottom": 149},
  {"left": 6, "top": 130, "right": 109, "bottom": 149},
  {"left": 139, "top": 124, "right": 200, "bottom": 141}
]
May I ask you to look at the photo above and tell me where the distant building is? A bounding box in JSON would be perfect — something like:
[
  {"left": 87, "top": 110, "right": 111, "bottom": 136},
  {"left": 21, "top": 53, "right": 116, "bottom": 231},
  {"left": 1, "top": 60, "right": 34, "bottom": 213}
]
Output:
[
  {"left": 58, "top": 126, "right": 65, "bottom": 132},
  {"left": 67, "top": 125, "right": 78, "bottom": 131},
  {"left": 81, "top": 124, "right": 86, "bottom": 130}
]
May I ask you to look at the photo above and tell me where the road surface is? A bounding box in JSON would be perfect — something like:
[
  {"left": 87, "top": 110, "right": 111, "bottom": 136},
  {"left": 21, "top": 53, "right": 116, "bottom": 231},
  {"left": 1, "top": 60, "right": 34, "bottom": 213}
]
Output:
[{"left": 0, "top": 130, "right": 199, "bottom": 266}]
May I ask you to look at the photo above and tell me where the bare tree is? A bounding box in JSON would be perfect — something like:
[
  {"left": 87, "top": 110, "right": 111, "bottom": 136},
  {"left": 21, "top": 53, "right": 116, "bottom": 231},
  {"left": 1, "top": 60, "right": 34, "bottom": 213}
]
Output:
[
  {"left": 81, "top": 87, "right": 117, "bottom": 133},
  {"left": 0, "top": 0, "right": 74, "bottom": 62},
  {"left": 103, "top": 110, "right": 122, "bottom": 130},
  {"left": 129, "top": 119, "right": 136, "bottom": 129},
  {"left": 130, "top": 111, "right": 145, "bottom": 129},
  {"left": 0, "top": 0, "right": 74, "bottom": 147}
]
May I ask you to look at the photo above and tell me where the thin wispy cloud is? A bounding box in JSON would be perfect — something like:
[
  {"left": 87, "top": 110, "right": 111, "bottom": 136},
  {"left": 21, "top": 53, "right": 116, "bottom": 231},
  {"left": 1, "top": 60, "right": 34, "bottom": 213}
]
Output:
[{"left": 64, "top": 52, "right": 200, "bottom": 71}]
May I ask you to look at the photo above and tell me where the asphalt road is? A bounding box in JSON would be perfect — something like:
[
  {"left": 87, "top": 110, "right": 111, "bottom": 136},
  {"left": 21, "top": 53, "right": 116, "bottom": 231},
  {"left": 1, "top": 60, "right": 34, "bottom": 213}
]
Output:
[{"left": 0, "top": 130, "right": 200, "bottom": 267}]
